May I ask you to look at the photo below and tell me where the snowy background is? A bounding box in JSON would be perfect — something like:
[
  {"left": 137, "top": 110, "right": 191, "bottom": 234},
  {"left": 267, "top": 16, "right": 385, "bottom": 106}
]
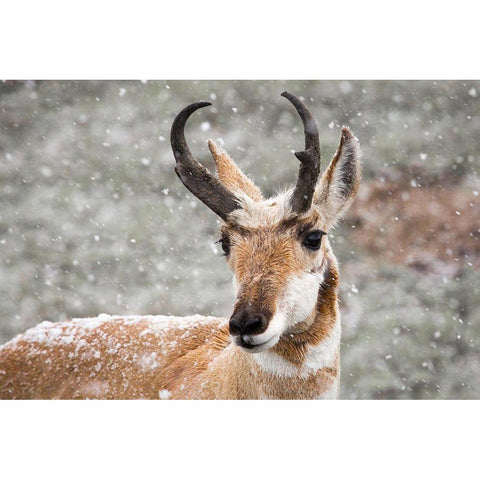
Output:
[{"left": 1, "top": 80, "right": 479, "bottom": 398}]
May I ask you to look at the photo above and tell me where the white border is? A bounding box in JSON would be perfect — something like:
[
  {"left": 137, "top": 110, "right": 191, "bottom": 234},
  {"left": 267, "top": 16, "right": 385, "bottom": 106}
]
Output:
[
  {"left": 1, "top": 401, "right": 478, "bottom": 479},
  {"left": 1, "top": 0, "right": 479, "bottom": 78}
]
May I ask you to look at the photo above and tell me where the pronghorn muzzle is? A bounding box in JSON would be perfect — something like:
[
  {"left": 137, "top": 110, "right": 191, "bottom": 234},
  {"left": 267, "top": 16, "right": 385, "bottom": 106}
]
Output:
[
  {"left": 229, "top": 305, "right": 268, "bottom": 336},
  {"left": 229, "top": 305, "right": 272, "bottom": 350}
]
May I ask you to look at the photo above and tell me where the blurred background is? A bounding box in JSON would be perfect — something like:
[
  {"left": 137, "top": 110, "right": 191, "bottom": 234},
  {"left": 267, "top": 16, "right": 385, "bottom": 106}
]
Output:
[{"left": 0, "top": 80, "right": 479, "bottom": 398}]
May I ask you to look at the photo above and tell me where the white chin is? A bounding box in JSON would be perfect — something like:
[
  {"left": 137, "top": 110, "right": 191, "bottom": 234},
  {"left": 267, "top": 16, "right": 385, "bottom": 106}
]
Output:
[{"left": 234, "top": 334, "right": 280, "bottom": 353}]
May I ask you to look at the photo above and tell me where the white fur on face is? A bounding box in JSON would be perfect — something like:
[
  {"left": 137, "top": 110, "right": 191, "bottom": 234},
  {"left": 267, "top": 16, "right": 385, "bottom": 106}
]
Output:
[
  {"left": 274, "top": 268, "right": 326, "bottom": 331},
  {"left": 260, "top": 262, "right": 326, "bottom": 343},
  {"left": 237, "top": 267, "right": 325, "bottom": 354}
]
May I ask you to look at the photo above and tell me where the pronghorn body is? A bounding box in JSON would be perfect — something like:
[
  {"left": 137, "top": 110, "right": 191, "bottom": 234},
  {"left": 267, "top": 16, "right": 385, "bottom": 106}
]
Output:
[
  {"left": 0, "top": 264, "right": 339, "bottom": 400},
  {"left": 0, "top": 92, "right": 361, "bottom": 400}
]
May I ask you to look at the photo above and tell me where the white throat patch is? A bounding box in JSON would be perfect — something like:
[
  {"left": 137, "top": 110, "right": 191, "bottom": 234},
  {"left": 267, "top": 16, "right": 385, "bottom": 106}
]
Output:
[{"left": 252, "top": 317, "right": 341, "bottom": 378}]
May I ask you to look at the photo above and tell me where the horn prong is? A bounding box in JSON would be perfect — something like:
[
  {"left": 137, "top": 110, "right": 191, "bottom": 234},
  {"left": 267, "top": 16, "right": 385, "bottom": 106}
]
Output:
[{"left": 281, "top": 91, "right": 321, "bottom": 213}]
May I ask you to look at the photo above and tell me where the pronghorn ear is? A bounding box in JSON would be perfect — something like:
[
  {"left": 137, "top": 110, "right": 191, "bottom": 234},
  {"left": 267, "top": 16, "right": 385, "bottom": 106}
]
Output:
[
  {"left": 208, "top": 140, "right": 263, "bottom": 202},
  {"left": 314, "top": 127, "right": 362, "bottom": 227}
]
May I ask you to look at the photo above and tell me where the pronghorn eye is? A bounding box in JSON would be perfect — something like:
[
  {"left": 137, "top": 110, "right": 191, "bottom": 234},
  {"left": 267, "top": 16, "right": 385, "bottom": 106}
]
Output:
[
  {"left": 302, "top": 230, "right": 324, "bottom": 250},
  {"left": 216, "top": 235, "right": 230, "bottom": 256}
]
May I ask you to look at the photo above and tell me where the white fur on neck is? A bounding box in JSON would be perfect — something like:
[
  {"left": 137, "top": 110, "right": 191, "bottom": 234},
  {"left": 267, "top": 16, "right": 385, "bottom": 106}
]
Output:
[{"left": 253, "top": 314, "right": 341, "bottom": 379}]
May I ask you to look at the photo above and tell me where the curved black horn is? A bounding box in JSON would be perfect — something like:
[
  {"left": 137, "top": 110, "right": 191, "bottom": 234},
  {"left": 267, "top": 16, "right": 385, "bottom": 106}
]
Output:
[
  {"left": 281, "top": 91, "right": 321, "bottom": 214},
  {"left": 170, "top": 102, "right": 240, "bottom": 221}
]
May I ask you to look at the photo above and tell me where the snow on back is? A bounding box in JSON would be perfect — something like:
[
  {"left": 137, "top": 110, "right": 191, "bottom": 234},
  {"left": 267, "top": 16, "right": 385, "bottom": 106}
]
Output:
[
  {"left": 158, "top": 389, "right": 172, "bottom": 399},
  {"left": 2, "top": 313, "right": 227, "bottom": 350}
]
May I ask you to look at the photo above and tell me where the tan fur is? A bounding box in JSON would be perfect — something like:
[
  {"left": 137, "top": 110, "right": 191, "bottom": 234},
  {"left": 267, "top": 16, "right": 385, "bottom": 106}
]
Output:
[
  {"left": 227, "top": 226, "right": 304, "bottom": 316},
  {"left": 208, "top": 140, "right": 263, "bottom": 201},
  {"left": 0, "top": 220, "right": 340, "bottom": 399},
  {"left": 223, "top": 211, "right": 331, "bottom": 322},
  {"left": 0, "top": 125, "right": 360, "bottom": 400},
  {"left": 0, "top": 316, "right": 228, "bottom": 399},
  {"left": 0, "top": 277, "right": 339, "bottom": 400}
]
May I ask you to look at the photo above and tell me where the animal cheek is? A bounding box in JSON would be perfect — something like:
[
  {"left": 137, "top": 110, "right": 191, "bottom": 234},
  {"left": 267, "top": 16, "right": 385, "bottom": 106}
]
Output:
[{"left": 277, "top": 273, "right": 321, "bottom": 325}]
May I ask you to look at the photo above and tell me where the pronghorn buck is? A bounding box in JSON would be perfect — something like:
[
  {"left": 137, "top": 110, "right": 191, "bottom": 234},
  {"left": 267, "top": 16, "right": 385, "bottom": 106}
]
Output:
[{"left": 0, "top": 92, "right": 361, "bottom": 400}]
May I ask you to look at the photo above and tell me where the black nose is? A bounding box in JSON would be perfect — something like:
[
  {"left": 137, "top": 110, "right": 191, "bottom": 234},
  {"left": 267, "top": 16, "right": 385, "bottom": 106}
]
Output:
[{"left": 229, "top": 307, "right": 268, "bottom": 336}]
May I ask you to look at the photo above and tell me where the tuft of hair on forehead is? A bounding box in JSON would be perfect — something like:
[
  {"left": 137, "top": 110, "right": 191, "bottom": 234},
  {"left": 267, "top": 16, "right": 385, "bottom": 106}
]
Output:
[
  {"left": 226, "top": 190, "right": 326, "bottom": 233},
  {"left": 227, "top": 190, "right": 296, "bottom": 229}
]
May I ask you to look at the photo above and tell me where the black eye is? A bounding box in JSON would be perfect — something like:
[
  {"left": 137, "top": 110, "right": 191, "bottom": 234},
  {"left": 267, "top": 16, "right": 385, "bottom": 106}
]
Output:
[
  {"left": 302, "top": 230, "right": 324, "bottom": 250},
  {"left": 216, "top": 235, "right": 230, "bottom": 256}
]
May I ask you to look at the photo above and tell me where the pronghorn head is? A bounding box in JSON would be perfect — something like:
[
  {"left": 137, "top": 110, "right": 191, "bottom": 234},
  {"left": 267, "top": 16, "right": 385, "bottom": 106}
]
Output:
[{"left": 171, "top": 92, "right": 361, "bottom": 353}]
